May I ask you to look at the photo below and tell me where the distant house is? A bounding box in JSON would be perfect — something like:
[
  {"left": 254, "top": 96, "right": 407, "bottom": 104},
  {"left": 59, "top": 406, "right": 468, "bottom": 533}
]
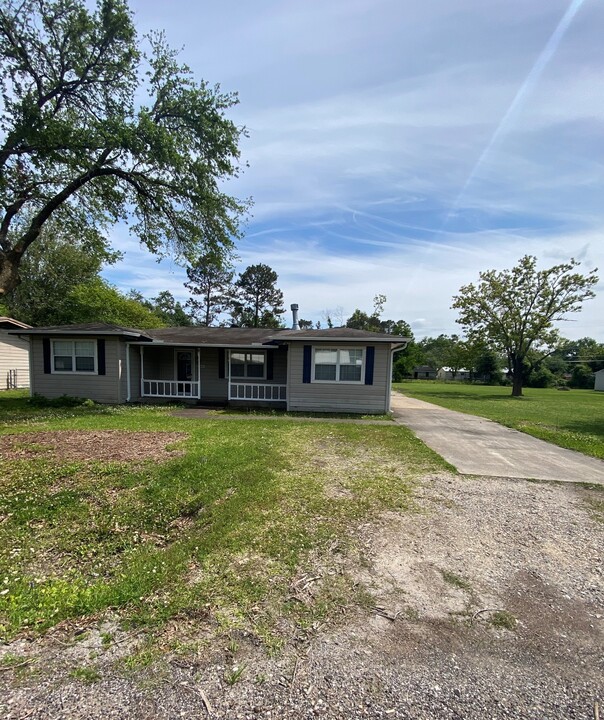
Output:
[
  {"left": 412, "top": 365, "right": 437, "bottom": 380},
  {"left": 11, "top": 322, "right": 409, "bottom": 414},
  {"left": 0, "top": 317, "right": 31, "bottom": 389},
  {"left": 437, "top": 367, "right": 471, "bottom": 381},
  {"left": 595, "top": 369, "right": 604, "bottom": 392}
]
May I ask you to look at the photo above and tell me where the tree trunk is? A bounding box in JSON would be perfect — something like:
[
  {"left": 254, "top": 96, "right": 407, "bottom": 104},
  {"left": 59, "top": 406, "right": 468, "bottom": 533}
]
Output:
[
  {"left": 0, "top": 251, "right": 21, "bottom": 296},
  {"left": 511, "top": 358, "right": 524, "bottom": 397}
]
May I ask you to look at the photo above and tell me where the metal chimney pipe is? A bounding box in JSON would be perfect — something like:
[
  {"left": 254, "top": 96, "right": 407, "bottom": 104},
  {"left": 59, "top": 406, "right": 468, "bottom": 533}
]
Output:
[{"left": 290, "top": 303, "right": 299, "bottom": 330}]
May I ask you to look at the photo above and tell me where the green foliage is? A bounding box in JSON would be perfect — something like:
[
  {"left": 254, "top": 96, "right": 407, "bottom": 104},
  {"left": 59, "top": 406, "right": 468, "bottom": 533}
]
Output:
[
  {"left": 394, "top": 381, "right": 604, "bottom": 459},
  {"left": 526, "top": 365, "right": 555, "bottom": 389},
  {"left": 472, "top": 346, "right": 503, "bottom": 384},
  {"left": 231, "top": 264, "right": 285, "bottom": 328},
  {"left": 61, "top": 278, "right": 165, "bottom": 328},
  {"left": 4, "top": 225, "right": 120, "bottom": 326},
  {"left": 569, "top": 364, "right": 594, "bottom": 390},
  {"left": 0, "top": 0, "right": 247, "bottom": 296},
  {"left": 185, "top": 250, "right": 234, "bottom": 326},
  {"left": 452, "top": 256, "right": 598, "bottom": 396},
  {"left": 142, "top": 291, "right": 194, "bottom": 327}
]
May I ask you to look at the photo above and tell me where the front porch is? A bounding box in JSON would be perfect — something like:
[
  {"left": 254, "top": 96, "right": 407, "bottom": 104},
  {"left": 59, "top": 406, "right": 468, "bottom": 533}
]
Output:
[{"left": 133, "top": 344, "right": 287, "bottom": 405}]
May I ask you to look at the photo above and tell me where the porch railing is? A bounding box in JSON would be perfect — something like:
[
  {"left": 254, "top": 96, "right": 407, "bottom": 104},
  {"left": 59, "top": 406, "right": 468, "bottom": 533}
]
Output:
[
  {"left": 229, "top": 383, "right": 286, "bottom": 402},
  {"left": 141, "top": 379, "right": 200, "bottom": 398}
]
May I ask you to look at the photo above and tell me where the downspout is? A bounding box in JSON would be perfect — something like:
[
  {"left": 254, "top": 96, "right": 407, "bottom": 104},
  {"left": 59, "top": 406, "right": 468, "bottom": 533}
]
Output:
[
  {"left": 227, "top": 349, "right": 231, "bottom": 403},
  {"left": 126, "top": 342, "right": 131, "bottom": 402}
]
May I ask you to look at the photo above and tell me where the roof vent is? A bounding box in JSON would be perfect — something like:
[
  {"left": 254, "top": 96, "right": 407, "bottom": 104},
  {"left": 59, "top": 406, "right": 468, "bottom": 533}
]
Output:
[{"left": 290, "top": 303, "right": 299, "bottom": 330}]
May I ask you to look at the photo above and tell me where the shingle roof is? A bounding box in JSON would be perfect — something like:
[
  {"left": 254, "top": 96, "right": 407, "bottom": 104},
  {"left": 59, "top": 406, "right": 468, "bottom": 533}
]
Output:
[
  {"left": 8, "top": 323, "right": 409, "bottom": 346},
  {"left": 8, "top": 322, "right": 150, "bottom": 338},
  {"left": 145, "top": 327, "right": 283, "bottom": 345}
]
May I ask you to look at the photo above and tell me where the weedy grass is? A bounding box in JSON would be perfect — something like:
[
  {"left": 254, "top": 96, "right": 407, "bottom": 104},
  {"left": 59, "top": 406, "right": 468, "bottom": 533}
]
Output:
[
  {"left": 0, "top": 391, "right": 448, "bottom": 647},
  {"left": 441, "top": 570, "right": 472, "bottom": 591},
  {"left": 393, "top": 382, "right": 604, "bottom": 459}
]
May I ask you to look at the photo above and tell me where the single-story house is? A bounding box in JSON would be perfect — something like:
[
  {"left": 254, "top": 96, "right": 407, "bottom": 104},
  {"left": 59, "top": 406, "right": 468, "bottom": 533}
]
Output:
[
  {"left": 1, "top": 317, "right": 31, "bottom": 389},
  {"left": 412, "top": 365, "right": 437, "bottom": 380},
  {"left": 436, "top": 367, "right": 472, "bottom": 381},
  {"left": 595, "top": 369, "right": 604, "bottom": 392},
  {"left": 10, "top": 323, "right": 409, "bottom": 414}
]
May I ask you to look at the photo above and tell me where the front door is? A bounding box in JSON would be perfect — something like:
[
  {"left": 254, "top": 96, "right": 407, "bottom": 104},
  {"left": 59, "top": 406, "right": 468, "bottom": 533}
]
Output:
[{"left": 176, "top": 350, "right": 193, "bottom": 395}]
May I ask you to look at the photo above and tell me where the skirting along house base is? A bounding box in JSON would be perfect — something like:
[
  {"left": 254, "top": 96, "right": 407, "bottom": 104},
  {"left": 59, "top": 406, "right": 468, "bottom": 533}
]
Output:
[{"left": 11, "top": 324, "right": 408, "bottom": 414}]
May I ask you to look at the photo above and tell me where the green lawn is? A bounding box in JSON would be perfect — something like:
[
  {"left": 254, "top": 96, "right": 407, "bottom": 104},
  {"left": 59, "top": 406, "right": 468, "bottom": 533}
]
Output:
[
  {"left": 393, "top": 381, "right": 604, "bottom": 459},
  {"left": 0, "top": 390, "right": 448, "bottom": 644}
]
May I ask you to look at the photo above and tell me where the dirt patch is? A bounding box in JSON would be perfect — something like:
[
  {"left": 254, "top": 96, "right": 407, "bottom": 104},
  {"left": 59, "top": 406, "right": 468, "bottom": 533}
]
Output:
[
  {"left": 0, "top": 431, "right": 188, "bottom": 463},
  {"left": 1, "top": 473, "right": 603, "bottom": 719}
]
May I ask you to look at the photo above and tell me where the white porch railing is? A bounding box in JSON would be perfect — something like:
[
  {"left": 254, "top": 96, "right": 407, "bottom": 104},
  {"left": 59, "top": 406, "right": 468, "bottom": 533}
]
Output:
[
  {"left": 229, "top": 383, "right": 286, "bottom": 402},
  {"left": 142, "top": 379, "right": 200, "bottom": 398}
]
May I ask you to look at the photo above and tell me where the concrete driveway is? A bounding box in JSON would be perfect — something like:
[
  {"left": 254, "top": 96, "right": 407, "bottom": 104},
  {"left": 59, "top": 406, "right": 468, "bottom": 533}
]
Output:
[{"left": 391, "top": 392, "right": 604, "bottom": 484}]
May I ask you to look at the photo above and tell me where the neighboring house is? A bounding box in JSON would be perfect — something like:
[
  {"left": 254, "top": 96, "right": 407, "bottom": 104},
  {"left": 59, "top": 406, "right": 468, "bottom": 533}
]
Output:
[
  {"left": 437, "top": 367, "right": 472, "bottom": 381},
  {"left": 595, "top": 369, "right": 604, "bottom": 392},
  {"left": 11, "top": 323, "right": 409, "bottom": 414},
  {"left": 0, "top": 317, "right": 31, "bottom": 389},
  {"left": 412, "top": 365, "right": 437, "bottom": 380}
]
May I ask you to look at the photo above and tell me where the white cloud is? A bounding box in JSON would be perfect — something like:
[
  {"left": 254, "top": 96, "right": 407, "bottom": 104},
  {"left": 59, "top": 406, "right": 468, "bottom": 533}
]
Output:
[{"left": 100, "top": 0, "right": 604, "bottom": 341}]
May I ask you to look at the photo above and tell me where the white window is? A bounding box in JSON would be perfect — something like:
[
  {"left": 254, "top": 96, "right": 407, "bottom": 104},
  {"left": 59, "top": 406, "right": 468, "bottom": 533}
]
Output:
[
  {"left": 230, "top": 351, "right": 266, "bottom": 379},
  {"left": 313, "top": 347, "right": 364, "bottom": 383},
  {"left": 52, "top": 340, "right": 96, "bottom": 373}
]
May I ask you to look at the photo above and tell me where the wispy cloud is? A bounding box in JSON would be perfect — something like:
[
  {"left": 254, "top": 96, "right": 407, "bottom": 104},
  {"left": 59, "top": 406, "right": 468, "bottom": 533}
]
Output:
[{"left": 106, "top": 0, "right": 604, "bottom": 340}]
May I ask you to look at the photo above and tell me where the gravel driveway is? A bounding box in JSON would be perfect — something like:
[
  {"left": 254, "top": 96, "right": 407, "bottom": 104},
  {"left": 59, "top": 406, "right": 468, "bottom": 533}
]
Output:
[{"left": 2, "top": 471, "right": 602, "bottom": 719}]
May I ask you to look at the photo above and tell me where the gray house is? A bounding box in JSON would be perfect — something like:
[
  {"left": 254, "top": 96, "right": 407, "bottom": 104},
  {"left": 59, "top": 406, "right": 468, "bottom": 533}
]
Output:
[
  {"left": 1, "top": 317, "right": 31, "bottom": 389},
  {"left": 11, "top": 323, "right": 408, "bottom": 414}
]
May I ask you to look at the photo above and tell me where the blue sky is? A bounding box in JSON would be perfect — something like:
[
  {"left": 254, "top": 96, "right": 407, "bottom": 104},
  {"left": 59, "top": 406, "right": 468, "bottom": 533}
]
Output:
[{"left": 103, "top": 0, "right": 604, "bottom": 340}]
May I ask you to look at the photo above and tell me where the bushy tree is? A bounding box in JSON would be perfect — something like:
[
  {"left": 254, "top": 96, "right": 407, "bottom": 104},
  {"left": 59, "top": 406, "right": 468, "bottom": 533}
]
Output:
[
  {"left": 452, "top": 256, "right": 598, "bottom": 396},
  {"left": 4, "top": 223, "right": 119, "bottom": 325},
  {"left": 128, "top": 290, "right": 194, "bottom": 326},
  {"left": 63, "top": 278, "right": 165, "bottom": 328},
  {"left": 0, "top": 0, "right": 248, "bottom": 296},
  {"left": 231, "top": 264, "right": 285, "bottom": 328}
]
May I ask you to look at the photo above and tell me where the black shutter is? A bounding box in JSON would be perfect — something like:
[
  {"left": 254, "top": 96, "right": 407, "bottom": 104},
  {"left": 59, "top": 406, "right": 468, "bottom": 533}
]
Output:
[
  {"left": 266, "top": 350, "right": 274, "bottom": 380},
  {"left": 302, "top": 345, "right": 312, "bottom": 383},
  {"left": 218, "top": 348, "right": 225, "bottom": 379},
  {"left": 365, "top": 346, "right": 375, "bottom": 385},
  {"left": 43, "top": 338, "right": 51, "bottom": 374},
  {"left": 97, "top": 339, "right": 106, "bottom": 375}
]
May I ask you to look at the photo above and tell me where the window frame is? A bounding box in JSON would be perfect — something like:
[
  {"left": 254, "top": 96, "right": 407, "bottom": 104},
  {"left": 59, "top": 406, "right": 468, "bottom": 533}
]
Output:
[
  {"left": 51, "top": 339, "right": 98, "bottom": 375},
  {"left": 228, "top": 350, "right": 267, "bottom": 380},
  {"left": 311, "top": 346, "right": 365, "bottom": 384}
]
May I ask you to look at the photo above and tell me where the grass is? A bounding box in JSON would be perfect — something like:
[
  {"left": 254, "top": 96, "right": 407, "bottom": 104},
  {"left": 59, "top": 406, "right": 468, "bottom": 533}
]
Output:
[
  {"left": 0, "top": 390, "right": 448, "bottom": 645},
  {"left": 393, "top": 381, "right": 604, "bottom": 459}
]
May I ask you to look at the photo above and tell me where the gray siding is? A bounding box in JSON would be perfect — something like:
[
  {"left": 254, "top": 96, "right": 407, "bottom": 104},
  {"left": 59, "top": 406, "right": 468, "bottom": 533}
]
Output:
[
  {"left": 287, "top": 342, "right": 391, "bottom": 414},
  {"left": 0, "top": 332, "right": 30, "bottom": 389},
  {"left": 30, "top": 336, "right": 120, "bottom": 403}
]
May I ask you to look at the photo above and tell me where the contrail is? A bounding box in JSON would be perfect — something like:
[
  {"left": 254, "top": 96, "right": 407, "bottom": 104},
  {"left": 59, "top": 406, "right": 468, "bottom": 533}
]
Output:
[{"left": 446, "top": 0, "right": 589, "bottom": 222}]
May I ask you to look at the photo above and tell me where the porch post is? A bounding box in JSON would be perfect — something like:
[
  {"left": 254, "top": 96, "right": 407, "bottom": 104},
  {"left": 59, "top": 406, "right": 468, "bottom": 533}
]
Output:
[
  {"left": 227, "top": 349, "right": 231, "bottom": 401},
  {"left": 126, "top": 343, "right": 131, "bottom": 402},
  {"left": 140, "top": 346, "right": 144, "bottom": 397},
  {"left": 197, "top": 348, "right": 201, "bottom": 399}
]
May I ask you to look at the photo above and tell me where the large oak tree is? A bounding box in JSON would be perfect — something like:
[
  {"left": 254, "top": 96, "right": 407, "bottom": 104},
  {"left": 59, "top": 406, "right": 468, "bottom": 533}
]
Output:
[
  {"left": 0, "top": 0, "right": 248, "bottom": 296},
  {"left": 452, "top": 255, "right": 598, "bottom": 396}
]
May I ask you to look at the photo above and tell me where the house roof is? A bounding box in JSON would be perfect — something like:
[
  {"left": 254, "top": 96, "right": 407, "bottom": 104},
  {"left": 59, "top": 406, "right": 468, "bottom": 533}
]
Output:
[
  {"left": 9, "top": 323, "right": 409, "bottom": 347},
  {"left": 8, "top": 322, "right": 152, "bottom": 339},
  {"left": 0, "top": 316, "right": 31, "bottom": 330}
]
